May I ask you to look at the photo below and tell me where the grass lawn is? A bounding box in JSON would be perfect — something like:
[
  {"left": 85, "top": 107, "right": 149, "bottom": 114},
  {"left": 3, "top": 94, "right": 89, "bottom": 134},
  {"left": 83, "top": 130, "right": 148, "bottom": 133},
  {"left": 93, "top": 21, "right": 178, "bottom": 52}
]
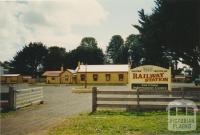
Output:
[
  {"left": 0, "top": 110, "right": 16, "bottom": 119},
  {"left": 49, "top": 111, "right": 200, "bottom": 135}
]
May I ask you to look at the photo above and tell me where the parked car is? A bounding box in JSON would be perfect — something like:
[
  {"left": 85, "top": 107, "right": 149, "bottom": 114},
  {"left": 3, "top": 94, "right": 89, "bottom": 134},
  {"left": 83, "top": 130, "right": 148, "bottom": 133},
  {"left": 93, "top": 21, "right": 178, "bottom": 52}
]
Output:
[{"left": 194, "top": 76, "right": 200, "bottom": 86}]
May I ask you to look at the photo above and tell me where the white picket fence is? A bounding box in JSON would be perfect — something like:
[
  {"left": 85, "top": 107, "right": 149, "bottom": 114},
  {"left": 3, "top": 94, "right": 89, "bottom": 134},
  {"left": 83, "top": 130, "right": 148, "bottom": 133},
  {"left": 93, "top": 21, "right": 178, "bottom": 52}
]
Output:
[{"left": 15, "top": 87, "right": 43, "bottom": 109}]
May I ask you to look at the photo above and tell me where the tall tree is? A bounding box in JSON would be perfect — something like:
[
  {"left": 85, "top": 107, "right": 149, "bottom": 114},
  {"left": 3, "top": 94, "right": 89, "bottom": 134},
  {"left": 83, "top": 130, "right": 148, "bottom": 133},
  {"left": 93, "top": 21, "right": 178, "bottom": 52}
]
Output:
[
  {"left": 64, "top": 37, "right": 105, "bottom": 69},
  {"left": 106, "top": 35, "right": 125, "bottom": 64},
  {"left": 10, "top": 42, "right": 48, "bottom": 76},
  {"left": 134, "top": 9, "right": 169, "bottom": 67},
  {"left": 44, "top": 46, "right": 66, "bottom": 70},
  {"left": 125, "top": 34, "right": 144, "bottom": 66},
  {"left": 134, "top": 0, "right": 200, "bottom": 77},
  {"left": 80, "top": 37, "right": 98, "bottom": 48}
]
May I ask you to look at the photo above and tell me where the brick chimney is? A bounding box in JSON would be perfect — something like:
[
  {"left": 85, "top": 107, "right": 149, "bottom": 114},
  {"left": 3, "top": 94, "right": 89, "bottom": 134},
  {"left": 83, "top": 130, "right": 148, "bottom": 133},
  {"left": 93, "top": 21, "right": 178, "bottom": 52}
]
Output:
[
  {"left": 78, "top": 61, "right": 80, "bottom": 70},
  {"left": 61, "top": 65, "right": 64, "bottom": 72}
]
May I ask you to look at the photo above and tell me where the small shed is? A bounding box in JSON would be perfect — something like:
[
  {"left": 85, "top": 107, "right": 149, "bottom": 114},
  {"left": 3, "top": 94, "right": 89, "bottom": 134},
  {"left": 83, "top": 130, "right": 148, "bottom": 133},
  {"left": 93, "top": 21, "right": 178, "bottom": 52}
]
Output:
[
  {"left": 173, "top": 75, "right": 192, "bottom": 83},
  {"left": 0, "top": 74, "right": 23, "bottom": 84},
  {"left": 22, "top": 76, "right": 32, "bottom": 83},
  {"left": 42, "top": 71, "right": 63, "bottom": 84}
]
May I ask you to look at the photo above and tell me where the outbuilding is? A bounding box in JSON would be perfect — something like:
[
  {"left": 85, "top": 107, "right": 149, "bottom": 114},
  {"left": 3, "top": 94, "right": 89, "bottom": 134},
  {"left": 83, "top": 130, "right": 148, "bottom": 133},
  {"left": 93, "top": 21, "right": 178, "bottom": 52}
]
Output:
[
  {"left": 42, "top": 71, "right": 63, "bottom": 84},
  {"left": 0, "top": 74, "right": 23, "bottom": 84}
]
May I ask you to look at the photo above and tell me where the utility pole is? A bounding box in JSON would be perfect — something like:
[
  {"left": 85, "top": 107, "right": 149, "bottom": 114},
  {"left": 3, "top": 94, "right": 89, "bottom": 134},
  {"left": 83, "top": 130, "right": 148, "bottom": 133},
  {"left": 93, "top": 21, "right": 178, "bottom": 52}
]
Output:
[
  {"left": 84, "top": 63, "right": 87, "bottom": 88},
  {"left": 128, "top": 47, "right": 133, "bottom": 68}
]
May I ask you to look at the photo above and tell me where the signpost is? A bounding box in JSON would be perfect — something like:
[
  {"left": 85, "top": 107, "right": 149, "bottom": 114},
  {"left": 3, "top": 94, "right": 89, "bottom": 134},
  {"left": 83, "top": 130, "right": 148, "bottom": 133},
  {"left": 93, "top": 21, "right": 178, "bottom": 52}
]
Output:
[{"left": 129, "top": 65, "right": 171, "bottom": 91}]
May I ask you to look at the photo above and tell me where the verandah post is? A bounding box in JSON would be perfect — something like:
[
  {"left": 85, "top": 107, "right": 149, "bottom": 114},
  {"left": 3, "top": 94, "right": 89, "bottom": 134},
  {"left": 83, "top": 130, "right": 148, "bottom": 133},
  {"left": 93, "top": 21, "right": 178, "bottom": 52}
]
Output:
[{"left": 92, "top": 87, "right": 97, "bottom": 112}]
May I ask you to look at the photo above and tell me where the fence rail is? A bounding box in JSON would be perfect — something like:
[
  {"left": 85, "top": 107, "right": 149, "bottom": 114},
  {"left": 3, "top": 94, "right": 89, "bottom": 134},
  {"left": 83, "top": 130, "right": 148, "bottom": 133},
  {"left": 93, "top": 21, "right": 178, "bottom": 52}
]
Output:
[
  {"left": 0, "top": 86, "right": 43, "bottom": 110},
  {"left": 15, "top": 87, "right": 43, "bottom": 109},
  {"left": 92, "top": 87, "right": 200, "bottom": 112}
]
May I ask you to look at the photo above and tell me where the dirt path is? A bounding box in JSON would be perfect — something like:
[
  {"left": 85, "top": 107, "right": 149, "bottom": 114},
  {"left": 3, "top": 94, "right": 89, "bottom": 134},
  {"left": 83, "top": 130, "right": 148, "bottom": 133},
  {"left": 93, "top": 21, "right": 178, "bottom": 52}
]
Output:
[{"left": 1, "top": 86, "right": 92, "bottom": 135}]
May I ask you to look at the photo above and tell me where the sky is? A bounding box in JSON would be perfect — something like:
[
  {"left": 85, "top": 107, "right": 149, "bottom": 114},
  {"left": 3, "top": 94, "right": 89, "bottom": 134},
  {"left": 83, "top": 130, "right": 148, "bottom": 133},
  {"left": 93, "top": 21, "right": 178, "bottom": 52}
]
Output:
[{"left": 0, "top": 0, "right": 155, "bottom": 62}]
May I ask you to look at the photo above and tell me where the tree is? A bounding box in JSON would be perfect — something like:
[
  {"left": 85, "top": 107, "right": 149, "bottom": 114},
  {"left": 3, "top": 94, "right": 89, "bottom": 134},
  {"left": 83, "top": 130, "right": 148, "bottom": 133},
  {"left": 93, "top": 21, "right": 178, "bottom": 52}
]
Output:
[
  {"left": 80, "top": 37, "right": 98, "bottom": 48},
  {"left": 134, "top": 9, "right": 169, "bottom": 67},
  {"left": 10, "top": 42, "right": 48, "bottom": 76},
  {"left": 1, "top": 61, "right": 11, "bottom": 73},
  {"left": 64, "top": 37, "right": 105, "bottom": 69},
  {"left": 44, "top": 46, "right": 66, "bottom": 70},
  {"left": 106, "top": 35, "right": 125, "bottom": 64},
  {"left": 158, "top": 0, "right": 200, "bottom": 78},
  {"left": 125, "top": 34, "right": 144, "bottom": 66},
  {"left": 134, "top": 0, "right": 200, "bottom": 77}
]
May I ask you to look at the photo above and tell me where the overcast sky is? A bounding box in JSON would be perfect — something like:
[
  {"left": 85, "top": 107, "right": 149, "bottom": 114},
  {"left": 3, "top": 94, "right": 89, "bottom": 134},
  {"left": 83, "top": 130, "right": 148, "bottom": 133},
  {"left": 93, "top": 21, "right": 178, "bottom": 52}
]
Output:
[{"left": 0, "top": 0, "right": 154, "bottom": 62}]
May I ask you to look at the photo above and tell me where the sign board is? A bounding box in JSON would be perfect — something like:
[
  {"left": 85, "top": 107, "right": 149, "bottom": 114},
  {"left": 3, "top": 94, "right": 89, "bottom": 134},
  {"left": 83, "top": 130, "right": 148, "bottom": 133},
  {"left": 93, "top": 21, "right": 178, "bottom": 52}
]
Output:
[{"left": 129, "top": 65, "right": 171, "bottom": 91}]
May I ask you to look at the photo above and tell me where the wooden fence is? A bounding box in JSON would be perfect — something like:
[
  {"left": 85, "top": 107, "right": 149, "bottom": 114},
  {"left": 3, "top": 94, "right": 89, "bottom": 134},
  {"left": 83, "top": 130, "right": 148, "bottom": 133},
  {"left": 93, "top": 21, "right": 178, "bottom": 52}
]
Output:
[
  {"left": 0, "top": 86, "right": 43, "bottom": 110},
  {"left": 15, "top": 87, "right": 43, "bottom": 109},
  {"left": 92, "top": 87, "right": 200, "bottom": 112},
  {"left": 0, "top": 87, "right": 15, "bottom": 110}
]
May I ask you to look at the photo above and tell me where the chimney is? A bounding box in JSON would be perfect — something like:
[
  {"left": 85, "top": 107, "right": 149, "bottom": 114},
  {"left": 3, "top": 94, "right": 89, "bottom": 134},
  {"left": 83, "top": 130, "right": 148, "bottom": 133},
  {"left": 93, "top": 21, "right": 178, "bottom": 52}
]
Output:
[
  {"left": 61, "top": 65, "right": 64, "bottom": 72},
  {"left": 78, "top": 61, "right": 80, "bottom": 69}
]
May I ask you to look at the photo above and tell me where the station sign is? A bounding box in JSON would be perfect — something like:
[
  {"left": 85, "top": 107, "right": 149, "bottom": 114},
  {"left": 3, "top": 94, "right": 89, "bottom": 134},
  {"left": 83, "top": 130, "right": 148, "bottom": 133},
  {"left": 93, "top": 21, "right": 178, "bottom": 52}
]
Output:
[{"left": 129, "top": 65, "right": 171, "bottom": 91}]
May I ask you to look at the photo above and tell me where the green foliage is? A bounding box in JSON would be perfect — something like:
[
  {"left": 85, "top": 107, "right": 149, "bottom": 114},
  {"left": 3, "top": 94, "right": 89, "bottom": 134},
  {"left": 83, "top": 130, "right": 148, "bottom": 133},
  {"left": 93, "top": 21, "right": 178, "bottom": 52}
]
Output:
[
  {"left": 106, "top": 34, "right": 144, "bottom": 65},
  {"left": 134, "top": 8, "right": 169, "bottom": 67},
  {"left": 80, "top": 37, "right": 98, "bottom": 48},
  {"left": 44, "top": 46, "right": 66, "bottom": 70},
  {"left": 10, "top": 37, "right": 105, "bottom": 75},
  {"left": 65, "top": 37, "right": 105, "bottom": 69},
  {"left": 125, "top": 34, "right": 144, "bottom": 66},
  {"left": 0, "top": 110, "right": 16, "bottom": 119},
  {"left": 10, "top": 42, "right": 48, "bottom": 76},
  {"left": 65, "top": 46, "right": 104, "bottom": 69},
  {"left": 106, "top": 35, "right": 126, "bottom": 64},
  {"left": 134, "top": 0, "right": 200, "bottom": 76}
]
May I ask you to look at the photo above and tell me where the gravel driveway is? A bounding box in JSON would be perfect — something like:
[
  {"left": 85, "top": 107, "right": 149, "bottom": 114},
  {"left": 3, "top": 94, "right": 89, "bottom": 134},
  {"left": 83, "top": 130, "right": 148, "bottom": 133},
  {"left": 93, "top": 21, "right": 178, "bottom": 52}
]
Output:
[
  {"left": 0, "top": 83, "right": 198, "bottom": 135},
  {"left": 1, "top": 85, "right": 92, "bottom": 135}
]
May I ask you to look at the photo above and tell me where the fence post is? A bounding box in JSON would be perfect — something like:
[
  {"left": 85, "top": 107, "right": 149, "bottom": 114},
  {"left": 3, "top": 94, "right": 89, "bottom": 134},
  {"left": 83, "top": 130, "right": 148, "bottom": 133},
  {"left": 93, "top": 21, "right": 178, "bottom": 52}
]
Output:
[
  {"left": 8, "top": 86, "right": 15, "bottom": 110},
  {"left": 92, "top": 87, "right": 97, "bottom": 112},
  {"left": 137, "top": 88, "right": 140, "bottom": 110},
  {"left": 181, "top": 87, "right": 185, "bottom": 99}
]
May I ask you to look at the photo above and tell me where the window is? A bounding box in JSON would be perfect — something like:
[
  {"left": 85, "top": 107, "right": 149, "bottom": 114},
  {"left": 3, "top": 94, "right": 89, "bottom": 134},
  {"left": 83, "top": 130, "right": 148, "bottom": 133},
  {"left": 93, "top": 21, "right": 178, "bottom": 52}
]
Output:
[
  {"left": 81, "top": 74, "right": 85, "bottom": 81},
  {"left": 65, "top": 75, "right": 69, "bottom": 81},
  {"left": 118, "top": 74, "right": 124, "bottom": 81},
  {"left": 93, "top": 74, "right": 98, "bottom": 81},
  {"left": 105, "top": 74, "right": 111, "bottom": 81},
  {"left": 52, "top": 77, "right": 55, "bottom": 80}
]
